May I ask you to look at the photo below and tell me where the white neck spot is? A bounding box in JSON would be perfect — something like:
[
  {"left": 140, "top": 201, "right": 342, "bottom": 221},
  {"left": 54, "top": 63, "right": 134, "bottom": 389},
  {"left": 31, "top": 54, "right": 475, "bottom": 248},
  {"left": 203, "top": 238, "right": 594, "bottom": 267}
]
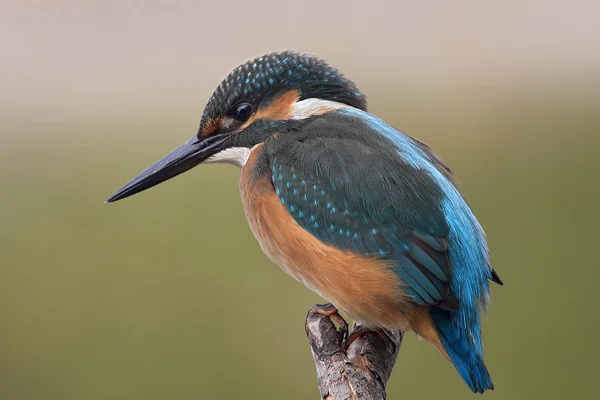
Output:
[{"left": 291, "top": 98, "right": 358, "bottom": 120}]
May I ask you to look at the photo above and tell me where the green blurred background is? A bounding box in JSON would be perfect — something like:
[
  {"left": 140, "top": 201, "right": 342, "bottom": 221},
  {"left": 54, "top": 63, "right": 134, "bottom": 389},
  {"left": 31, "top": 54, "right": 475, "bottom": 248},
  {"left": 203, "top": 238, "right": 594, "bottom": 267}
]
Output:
[{"left": 1, "top": 1, "right": 598, "bottom": 399}]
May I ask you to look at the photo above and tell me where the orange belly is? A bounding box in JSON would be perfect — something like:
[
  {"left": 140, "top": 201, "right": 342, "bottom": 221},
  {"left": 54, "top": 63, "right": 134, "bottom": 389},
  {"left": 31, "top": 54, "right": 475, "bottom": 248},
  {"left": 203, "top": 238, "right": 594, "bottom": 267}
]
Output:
[{"left": 239, "top": 144, "right": 422, "bottom": 330}]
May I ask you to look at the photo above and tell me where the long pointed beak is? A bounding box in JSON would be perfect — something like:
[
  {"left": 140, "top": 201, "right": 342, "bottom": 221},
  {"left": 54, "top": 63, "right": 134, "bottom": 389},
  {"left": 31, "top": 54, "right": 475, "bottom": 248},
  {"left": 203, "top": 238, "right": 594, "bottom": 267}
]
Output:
[{"left": 106, "top": 133, "right": 226, "bottom": 203}]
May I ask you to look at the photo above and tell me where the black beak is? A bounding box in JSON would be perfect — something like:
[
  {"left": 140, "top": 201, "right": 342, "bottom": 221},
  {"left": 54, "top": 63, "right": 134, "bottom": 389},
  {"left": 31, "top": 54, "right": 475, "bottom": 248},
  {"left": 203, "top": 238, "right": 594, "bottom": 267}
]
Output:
[{"left": 106, "top": 133, "right": 227, "bottom": 203}]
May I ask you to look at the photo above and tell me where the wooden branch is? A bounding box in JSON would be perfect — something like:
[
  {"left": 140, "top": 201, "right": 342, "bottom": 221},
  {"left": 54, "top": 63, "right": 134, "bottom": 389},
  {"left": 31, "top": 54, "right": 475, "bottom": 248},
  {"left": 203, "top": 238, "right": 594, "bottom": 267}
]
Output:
[{"left": 305, "top": 304, "right": 403, "bottom": 400}]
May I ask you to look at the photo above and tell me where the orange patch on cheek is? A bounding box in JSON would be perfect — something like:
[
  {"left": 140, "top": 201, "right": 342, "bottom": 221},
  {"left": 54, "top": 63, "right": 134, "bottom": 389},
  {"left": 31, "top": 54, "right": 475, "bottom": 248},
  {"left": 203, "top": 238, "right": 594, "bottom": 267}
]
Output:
[
  {"left": 257, "top": 90, "right": 300, "bottom": 120},
  {"left": 240, "top": 90, "right": 299, "bottom": 130}
]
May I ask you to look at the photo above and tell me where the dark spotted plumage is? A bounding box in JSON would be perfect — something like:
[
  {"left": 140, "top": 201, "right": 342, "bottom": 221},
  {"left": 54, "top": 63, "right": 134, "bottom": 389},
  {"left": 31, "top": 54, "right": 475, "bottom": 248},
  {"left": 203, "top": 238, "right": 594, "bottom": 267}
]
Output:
[{"left": 198, "top": 51, "right": 367, "bottom": 132}]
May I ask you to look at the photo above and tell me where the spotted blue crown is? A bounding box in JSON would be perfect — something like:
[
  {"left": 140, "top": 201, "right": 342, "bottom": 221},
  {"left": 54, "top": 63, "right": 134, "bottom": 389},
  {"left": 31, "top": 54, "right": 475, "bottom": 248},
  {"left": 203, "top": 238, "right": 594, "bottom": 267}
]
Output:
[{"left": 199, "top": 51, "right": 367, "bottom": 131}]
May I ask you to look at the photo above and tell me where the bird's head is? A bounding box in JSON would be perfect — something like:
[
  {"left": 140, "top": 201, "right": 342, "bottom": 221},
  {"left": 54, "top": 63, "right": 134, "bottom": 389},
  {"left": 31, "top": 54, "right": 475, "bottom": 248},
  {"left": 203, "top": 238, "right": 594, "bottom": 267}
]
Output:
[{"left": 106, "top": 50, "right": 366, "bottom": 203}]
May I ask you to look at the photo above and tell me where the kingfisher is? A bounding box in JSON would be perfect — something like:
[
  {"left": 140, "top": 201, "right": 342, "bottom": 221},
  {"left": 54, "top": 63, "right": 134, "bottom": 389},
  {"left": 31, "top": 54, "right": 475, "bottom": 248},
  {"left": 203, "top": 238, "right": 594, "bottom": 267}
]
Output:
[{"left": 107, "top": 50, "right": 502, "bottom": 393}]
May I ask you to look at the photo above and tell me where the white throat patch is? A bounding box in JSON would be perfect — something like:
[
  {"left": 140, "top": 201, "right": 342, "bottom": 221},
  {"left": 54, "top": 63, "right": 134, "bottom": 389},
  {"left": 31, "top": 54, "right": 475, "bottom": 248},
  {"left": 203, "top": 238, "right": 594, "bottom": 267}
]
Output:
[{"left": 204, "top": 147, "right": 251, "bottom": 168}]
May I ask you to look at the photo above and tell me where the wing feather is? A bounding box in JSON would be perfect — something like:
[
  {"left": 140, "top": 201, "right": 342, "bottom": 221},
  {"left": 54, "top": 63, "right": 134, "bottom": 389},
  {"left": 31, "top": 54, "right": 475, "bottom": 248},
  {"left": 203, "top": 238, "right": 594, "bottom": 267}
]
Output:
[{"left": 266, "top": 127, "right": 459, "bottom": 310}]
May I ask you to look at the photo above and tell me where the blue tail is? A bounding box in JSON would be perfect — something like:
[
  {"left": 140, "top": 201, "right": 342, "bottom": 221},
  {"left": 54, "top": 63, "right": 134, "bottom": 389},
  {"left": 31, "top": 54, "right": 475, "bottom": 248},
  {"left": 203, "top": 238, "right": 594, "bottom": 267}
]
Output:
[{"left": 430, "top": 308, "right": 494, "bottom": 393}]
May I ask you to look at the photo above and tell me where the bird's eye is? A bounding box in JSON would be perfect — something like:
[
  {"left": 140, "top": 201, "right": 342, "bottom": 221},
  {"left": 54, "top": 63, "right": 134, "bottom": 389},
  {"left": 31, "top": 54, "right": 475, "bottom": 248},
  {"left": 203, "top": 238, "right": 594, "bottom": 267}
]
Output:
[{"left": 233, "top": 102, "right": 253, "bottom": 122}]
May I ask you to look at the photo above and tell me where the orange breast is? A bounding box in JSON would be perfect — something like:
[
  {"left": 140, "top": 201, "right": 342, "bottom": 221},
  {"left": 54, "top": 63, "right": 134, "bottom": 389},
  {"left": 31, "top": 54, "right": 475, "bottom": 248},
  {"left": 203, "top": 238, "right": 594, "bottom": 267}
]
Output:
[{"left": 239, "top": 144, "right": 420, "bottom": 330}]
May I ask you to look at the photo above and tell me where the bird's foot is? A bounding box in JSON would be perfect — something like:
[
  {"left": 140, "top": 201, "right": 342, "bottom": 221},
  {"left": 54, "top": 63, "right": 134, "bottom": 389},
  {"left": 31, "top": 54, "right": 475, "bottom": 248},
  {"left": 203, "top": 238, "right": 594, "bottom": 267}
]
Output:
[
  {"left": 343, "top": 324, "right": 398, "bottom": 353},
  {"left": 305, "top": 303, "right": 349, "bottom": 339}
]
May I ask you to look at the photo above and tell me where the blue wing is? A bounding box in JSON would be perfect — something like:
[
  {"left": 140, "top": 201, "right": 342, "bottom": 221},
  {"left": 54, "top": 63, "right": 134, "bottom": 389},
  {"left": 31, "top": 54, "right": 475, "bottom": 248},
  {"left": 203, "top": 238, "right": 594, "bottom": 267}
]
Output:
[{"left": 265, "top": 112, "right": 465, "bottom": 310}]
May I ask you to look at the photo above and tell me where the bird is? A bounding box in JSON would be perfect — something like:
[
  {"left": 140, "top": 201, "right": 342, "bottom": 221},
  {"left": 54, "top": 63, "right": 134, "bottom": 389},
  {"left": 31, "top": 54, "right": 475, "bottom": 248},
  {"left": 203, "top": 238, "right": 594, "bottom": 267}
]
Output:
[{"left": 106, "top": 50, "right": 503, "bottom": 393}]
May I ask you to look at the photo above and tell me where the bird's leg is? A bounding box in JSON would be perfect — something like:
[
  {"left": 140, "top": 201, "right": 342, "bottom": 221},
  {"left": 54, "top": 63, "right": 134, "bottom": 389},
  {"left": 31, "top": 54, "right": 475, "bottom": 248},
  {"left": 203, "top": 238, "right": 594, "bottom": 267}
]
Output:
[
  {"left": 344, "top": 323, "right": 398, "bottom": 353},
  {"left": 306, "top": 303, "right": 349, "bottom": 339}
]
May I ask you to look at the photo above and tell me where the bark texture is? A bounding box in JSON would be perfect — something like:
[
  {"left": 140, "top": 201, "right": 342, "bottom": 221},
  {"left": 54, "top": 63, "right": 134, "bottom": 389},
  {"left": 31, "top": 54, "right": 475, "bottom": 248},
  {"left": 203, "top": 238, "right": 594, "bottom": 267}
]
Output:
[{"left": 305, "top": 305, "right": 403, "bottom": 400}]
